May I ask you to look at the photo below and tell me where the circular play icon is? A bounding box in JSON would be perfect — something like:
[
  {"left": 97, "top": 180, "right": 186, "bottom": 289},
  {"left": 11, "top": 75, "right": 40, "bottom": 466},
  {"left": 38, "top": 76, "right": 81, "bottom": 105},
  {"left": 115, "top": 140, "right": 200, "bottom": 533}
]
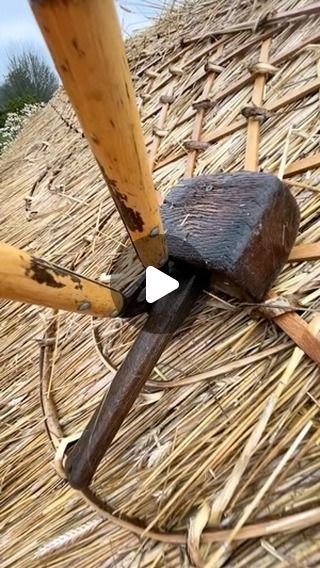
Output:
[{"left": 145, "top": 266, "right": 179, "bottom": 303}]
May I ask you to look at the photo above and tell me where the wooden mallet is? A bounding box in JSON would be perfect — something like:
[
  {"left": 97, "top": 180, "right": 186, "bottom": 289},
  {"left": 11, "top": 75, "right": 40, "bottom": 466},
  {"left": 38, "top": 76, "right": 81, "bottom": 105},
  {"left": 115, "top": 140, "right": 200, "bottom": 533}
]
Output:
[
  {"left": 65, "top": 172, "right": 299, "bottom": 489},
  {"left": 27, "top": 1, "right": 300, "bottom": 490}
]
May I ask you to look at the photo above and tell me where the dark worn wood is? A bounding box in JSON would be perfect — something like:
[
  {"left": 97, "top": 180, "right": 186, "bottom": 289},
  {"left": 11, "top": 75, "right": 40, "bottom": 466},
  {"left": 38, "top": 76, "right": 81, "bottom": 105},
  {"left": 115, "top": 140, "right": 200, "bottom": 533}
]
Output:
[
  {"left": 66, "top": 172, "right": 300, "bottom": 489},
  {"left": 162, "top": 172, "right": 300, "bottom": 301},
  {"left": 66, "top": 267, "right": 204, "bottom": 489}
]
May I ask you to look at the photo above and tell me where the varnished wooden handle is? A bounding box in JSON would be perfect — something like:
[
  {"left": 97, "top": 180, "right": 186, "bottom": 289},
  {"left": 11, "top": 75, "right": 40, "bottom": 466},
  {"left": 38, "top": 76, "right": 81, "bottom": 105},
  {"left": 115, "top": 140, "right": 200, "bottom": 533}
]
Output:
[
  {"left": 65, "top": 269, "right": 203, "bottom": 489},
  {"left": 30, "top": 0, "right": 167, "bottom": 269},
  {"left": 0, "top": 242, "right": 124, "bottom": 317}
]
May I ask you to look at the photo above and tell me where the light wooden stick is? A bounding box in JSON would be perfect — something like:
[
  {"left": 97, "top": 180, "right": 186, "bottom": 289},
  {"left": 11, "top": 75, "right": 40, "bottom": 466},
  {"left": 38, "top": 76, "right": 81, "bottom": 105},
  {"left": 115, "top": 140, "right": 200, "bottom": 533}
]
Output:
[
  {"left": 267, "top": 310, "right": 320, "bottom": 364},
  {"left": 244, "top": 39, "right": 271, "bottom": 171},
  {"left": 184, "top": 44, "right": 224, "bottom": 178},
  {"left": 241, "top": 42, "right": 320, "bottom": 366},
  {"left": 284, "top": 153, "right": 320, "bottom": 177},
  {"left": 0, "top": 242, "right": 123, "bottom": 317},
  {"left": 149, "top": 85, "right": 174, "bottom": 171},
  {"left": 289, "top": 242, "right": 320, "bottom": 262},
  {"left": 155, "top": 77, "right": 320, "bottom": 171},
  {"left": 30, "top": 0, "right": 167, "bottom": 268}
]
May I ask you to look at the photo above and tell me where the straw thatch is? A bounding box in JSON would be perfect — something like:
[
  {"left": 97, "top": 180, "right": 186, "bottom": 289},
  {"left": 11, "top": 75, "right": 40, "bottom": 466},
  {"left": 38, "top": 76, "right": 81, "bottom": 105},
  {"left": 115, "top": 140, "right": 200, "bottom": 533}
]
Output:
[{"left": 1, "top": 0, "right": 320, "bottom": 566}]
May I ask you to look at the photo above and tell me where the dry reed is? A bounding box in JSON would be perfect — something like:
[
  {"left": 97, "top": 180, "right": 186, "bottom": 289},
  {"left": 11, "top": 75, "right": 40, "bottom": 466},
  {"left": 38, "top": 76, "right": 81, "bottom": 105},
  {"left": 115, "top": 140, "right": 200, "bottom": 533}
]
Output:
[{"left": 1, "top": 0, "right": 320, "bottom": 566}]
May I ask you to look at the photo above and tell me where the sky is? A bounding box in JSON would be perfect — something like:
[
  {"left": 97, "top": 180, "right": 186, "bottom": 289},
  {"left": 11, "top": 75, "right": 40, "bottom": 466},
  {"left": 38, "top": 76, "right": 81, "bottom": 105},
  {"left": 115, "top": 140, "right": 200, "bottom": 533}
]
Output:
[{"left": 0, "top": 1, "right": 155, "bottom": 81}]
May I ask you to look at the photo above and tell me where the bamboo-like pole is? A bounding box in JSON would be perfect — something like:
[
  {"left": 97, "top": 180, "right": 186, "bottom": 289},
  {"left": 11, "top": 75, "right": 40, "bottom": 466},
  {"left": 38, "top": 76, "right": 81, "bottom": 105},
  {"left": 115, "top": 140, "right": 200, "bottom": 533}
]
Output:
[
  {"left": 0, "top": 242, "right": 124, "bottom": 317},
  {"left": 30, "top": 0, "right": 167, "bottom": 269},
  {"left": 184, "top": 44, "right": 224, "bottom": 178},
  {"left": 244, "top": 39, "right": 271, "bottom": 171}
]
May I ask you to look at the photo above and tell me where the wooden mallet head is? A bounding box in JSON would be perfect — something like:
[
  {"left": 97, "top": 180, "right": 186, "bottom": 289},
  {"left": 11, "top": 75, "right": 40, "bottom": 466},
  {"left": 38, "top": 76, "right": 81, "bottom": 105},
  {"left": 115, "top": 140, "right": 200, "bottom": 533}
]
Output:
[{"left": 162, "top": 172, "right": 300, "bottom": 301}]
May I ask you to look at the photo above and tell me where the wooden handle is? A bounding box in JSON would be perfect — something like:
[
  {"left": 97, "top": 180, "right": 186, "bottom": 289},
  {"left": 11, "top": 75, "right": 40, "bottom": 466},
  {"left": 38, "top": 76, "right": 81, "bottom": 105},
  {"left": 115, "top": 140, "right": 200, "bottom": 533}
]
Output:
[
  {"left": 65, "top": 268, "right": 203, "bottom": 489},
  {"left": 30, "top": 0, "right": 167, "bottom": 269},
  {"left": 0, "top": 242, "right": 124, "bottom": 317}
]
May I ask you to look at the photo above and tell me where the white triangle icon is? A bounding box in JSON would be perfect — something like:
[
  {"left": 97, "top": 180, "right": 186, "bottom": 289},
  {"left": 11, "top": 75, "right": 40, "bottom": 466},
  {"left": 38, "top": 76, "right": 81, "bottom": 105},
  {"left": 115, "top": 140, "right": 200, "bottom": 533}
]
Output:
[{"left": 146, "top": 266, "right": 179, "bottom": 303}]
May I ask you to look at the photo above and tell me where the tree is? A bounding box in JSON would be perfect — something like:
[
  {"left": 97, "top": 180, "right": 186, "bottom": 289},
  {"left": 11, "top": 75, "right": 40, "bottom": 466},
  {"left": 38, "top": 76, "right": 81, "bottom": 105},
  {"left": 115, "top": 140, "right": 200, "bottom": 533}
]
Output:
[
  {"left": 0, "top": 48, "right": 59, "bottom": 151},
  {"left": 1, "top": 48, "right": 59, "bottom": 106}
]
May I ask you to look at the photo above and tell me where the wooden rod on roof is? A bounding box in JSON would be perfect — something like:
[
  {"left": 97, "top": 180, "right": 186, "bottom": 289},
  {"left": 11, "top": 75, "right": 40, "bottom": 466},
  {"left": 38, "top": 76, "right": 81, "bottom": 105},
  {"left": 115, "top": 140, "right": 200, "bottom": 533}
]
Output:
[
  {"left": 30, "top": 0, "right": 167, "bottom": 269},
  {"left": 155, "top": 76, "right": 320, "bottom": 171},
  {"left": 284, "top": 153, "right": 320, "bottom": 177},
  {"left": 289, "top": 242, "right": 320, "bottom": 263},
  {"left": 184, "top": 43, "right": 224, "bottom": 178},
  {"left": 0, "top": 242, "right": 124, "bottom": 317},
  {"left": 182, "top": 3, "right": 320, "bottom": 43},
  {"left": 244, "top": 39, "right": 271, "bottom": 171}
]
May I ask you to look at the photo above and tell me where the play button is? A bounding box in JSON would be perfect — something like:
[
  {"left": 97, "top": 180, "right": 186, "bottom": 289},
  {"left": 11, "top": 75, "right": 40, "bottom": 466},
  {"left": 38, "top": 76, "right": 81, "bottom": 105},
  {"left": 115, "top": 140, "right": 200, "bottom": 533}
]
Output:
[{"left": 146, "top": 266, "right": 179, "bottom": 303}]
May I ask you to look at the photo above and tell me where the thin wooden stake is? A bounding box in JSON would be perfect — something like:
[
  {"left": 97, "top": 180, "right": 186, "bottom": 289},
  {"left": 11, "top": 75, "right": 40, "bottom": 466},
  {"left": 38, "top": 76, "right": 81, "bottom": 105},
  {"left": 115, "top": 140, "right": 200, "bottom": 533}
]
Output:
[
  {"left": 185, "top": 44, "right": 224, "bottom": 178},
  {"left": 284, "top": 152, "right": 320, "bottom": 177},
  {"left": 289, "top": 242, "right": 320, "bottom": 262},
  {"left": 155, "top": 77, "right": 320, "bottom": 171},
  {"left": 149, "top": 85, "right": 175, "bottom": 172},
  {"left": 244, "top": 39, "right": 271, "bottom": 171}
]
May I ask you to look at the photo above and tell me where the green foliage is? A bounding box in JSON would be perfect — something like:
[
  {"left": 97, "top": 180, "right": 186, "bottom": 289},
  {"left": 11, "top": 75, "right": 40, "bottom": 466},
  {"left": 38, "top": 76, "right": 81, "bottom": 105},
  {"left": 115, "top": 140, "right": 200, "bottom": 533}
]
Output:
[
  {"left": 0, "top": 95, "right": 38, "bottom": 128},
  {"left": 0, "top": 47, "right": 58, "bottom": 130},
  {"left": 0, "top": 102, "right": 43, "bottom": 153},
  {"left": 0, "top": 109, "right": 6, "bottom": 129},
  {"left": 2, "top": 49, "right": 59, "bottom": 105}
]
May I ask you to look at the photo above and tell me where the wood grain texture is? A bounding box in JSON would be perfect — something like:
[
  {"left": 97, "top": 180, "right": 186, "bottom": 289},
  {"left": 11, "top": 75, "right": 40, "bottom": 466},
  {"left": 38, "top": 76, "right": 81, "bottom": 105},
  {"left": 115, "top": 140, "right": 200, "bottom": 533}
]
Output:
[
  {"left": 289, "top": 242, "right": 320, "bottom": 262},
  {"left": 284, "top": 153, "right": 320, "bottom": 177},
  {"left": 162, "top": 173, "right": 300, "bottom": 300},
  {"left": 65, "top": 269, "right": 203, "bottom": 489},
  {"left": 30, "top": 0, "right": 167, "bottom": 268},
  {"left": 264, "top": 306, "right": 320, "bottom": 365},
  {"left": 0, "top": 242, "right": 124, "bottom": 317}
]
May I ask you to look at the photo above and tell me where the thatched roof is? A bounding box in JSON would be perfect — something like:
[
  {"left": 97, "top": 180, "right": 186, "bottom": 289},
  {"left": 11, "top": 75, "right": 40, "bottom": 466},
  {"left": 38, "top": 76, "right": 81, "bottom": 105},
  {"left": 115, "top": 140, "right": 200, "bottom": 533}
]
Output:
[{"left": 1, "top": 1, "right": 320, "bottom": 566}]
